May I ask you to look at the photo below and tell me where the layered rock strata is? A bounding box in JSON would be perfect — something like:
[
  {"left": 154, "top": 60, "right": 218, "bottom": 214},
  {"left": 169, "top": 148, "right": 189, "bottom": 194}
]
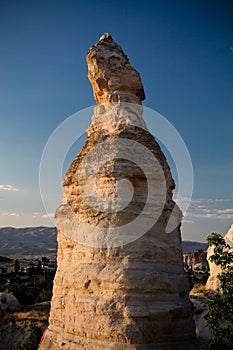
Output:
[{"left": 40, "top": 33, "right": 197, "bottom": 349}]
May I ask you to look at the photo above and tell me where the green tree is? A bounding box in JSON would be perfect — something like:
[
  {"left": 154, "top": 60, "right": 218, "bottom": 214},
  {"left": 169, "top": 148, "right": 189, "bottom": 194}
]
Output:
[
  {"left": 36, "top": 288, "right": 52, "bottom": 303},
  {"left": 202, "top": 233, "right": 233, "bottom": 349},
  {"left": 15, "top": 259, "right": 20, "bottom": 274},
  {"left": 37, "top": 260, "right": 43, "bottom": 275},
  {"left": 9, "top": 280, "right": 35, "bottom": 305}
]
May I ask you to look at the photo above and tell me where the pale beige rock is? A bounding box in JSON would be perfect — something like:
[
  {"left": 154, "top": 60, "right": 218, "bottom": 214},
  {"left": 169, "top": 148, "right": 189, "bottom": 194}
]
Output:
[
  {"left": 206, "top": 224, "right": 233, "bottom": 292},
  {"left": 190, "top": 296, "right": 211, "bottom": 341},
  {"left": 86, "top": 32, "right": 145, "bottom": 105},
  {"left": 40, "top": 34, "right": 197, "bottom": 349}
]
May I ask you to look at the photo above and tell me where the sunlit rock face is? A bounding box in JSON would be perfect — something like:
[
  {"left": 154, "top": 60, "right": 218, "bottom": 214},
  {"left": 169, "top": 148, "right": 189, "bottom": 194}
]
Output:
[
  {"left": 206, "top": 224, "right": 233, "bottom": 292},
  {"left": 40, "top": 34, "right": 197, "bottom": 350},
  {"left": 87, "top": 32, "right": 145, "bottom": 105}
]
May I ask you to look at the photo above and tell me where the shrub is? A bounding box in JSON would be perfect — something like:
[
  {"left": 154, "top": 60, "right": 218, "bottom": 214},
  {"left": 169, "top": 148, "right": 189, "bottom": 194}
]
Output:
[
  {"left": 202, "top": 233, "right": 233, "bottom": 349},
  {"left": 17, "top": 323, "right": 42, "bottom": 350}
]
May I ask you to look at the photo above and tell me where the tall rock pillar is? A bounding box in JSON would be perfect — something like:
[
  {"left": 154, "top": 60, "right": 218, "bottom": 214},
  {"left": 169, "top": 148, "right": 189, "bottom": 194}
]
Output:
[{"left": 40, "top": 33, "right": 197, "bottom": 349}]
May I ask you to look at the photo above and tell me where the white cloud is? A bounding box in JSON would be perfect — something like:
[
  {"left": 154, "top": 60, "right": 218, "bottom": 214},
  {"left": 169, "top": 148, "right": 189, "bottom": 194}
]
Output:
[
  {"left": 41, "top": 213, "right": 54, "bottom": 219},
  {"left": 186, "top": 211, "right": 233, "bottom": 220},
  {"left": 202, "top": 209, "right": 211, "bottom": 213},
  {"left": 0, "top": 212, "right": 55, "bottom": 228},
  {"left": 1, "top": 212, "right": 20, "bottom": 217},
  {"left": 183, "top": 219, "right": 194, "bottom": 224},
  {"left": 184, "top": 198, "right": 233, "bottom": 220},
  {"left": 0, "top": 184, "right": 22, "bottom": 192},
  {"left": 32, "top": 212, "right": 40, "bottom": 219},
  {"left": 30, "top": 212, "right": 55, "bottom": 220},
  {"left": 215, "top": 209, "right": 233, "bottom": 214},
  {"left": 192, "top": 198, "right": 232, "bottom": 204}
]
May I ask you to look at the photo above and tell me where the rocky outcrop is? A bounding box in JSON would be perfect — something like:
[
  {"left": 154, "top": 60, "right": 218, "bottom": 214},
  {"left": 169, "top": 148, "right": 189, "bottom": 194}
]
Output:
[
  {"left": 190, "top": 296, "right": 211, "bottom": 341},
  {"left": 87, "top": 33, "right": 145, "bottom": 105},
  {"left": 40, "top": 34, "right": 197, "bottom": 349},
  {"left": 206, "top": 224, "right": 233, "bottom": 292},
  {"left": 183, "top": 250, "right": 208, "bottom": 272},
  {"left": 0, "top": 302, "right": 49, "bottom": 350},
  {"left": 0, "top": 293, "right": 21, "bottom": 315}
]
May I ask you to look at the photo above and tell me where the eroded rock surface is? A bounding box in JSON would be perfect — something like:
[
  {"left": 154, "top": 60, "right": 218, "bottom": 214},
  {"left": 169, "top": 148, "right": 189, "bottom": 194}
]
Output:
[
  {"left": 40, "top": 34, "right": 197, "bottom": 349},
  {"left": 86, "top": 32, "right": 145, "bottom": 105}
]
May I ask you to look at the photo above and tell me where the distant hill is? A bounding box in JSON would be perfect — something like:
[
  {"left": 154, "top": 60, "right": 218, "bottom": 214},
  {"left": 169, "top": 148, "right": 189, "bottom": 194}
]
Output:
[
  {"left": 0, "top": 226, "right": 207, "bottom": 258},
  {"left": 0, "top": 256, "right": 12, "bottom": 262},
  {"left": 182, "top": 241, "right": 208, "bottom": 253},
  {"left": 0, "top": 226, "right": 57, "bottom": 258}
]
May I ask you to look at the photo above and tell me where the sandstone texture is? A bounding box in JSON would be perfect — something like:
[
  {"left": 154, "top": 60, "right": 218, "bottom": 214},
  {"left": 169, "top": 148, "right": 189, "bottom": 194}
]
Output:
[
  {"left": 87, "top": 33, "right": 145, "bottom": 105},
  {"left": 206, "top": 224, "right": 233, "bottom": 292},
  {"left": 40, "top": 34, "right": 197, "bottom": 349}
]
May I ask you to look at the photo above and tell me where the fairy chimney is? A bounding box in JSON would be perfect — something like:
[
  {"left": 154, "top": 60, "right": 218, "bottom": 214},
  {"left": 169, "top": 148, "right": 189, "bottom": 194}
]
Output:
[{"left": 40, "top": 33, "right": 197, "bottom": 350}]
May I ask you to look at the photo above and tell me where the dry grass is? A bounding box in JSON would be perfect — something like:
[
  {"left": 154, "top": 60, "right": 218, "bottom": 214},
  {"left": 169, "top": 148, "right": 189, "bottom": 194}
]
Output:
[
  {"left": 190, "top": 283, "right": 209, "bottom": 296},
  {"left": 0, "top": 301, "right": 50, "bottom": 325}
]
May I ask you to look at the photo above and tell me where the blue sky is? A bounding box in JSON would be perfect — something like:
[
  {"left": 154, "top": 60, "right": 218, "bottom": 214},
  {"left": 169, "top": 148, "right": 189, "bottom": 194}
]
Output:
[{"left": 0, "top": 0, "right": 233, "bottom": 242}]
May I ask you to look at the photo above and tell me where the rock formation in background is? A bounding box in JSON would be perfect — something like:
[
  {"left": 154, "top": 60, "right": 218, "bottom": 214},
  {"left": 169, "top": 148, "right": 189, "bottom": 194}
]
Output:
[
  {"left": 40, "top": 33, "right": 197, "bottom": 349},
  {"left": 0, "top": 293, "right": 21, "bottom": 315},
  {"left": 206, "top": 224, "right": 233, "bottom": 292},
  {"left": 183, "top": 249, "right": 208, "bottom": 273}
]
